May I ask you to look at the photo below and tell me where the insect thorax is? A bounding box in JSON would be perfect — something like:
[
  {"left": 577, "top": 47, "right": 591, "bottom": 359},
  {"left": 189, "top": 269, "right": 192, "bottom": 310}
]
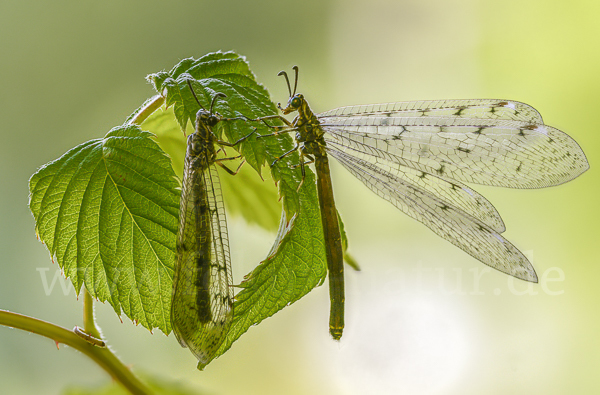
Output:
[
  {"left": 187, "top": 131, "right": 217, "bottom": 168},
  {"left": 296, "top": 112, "right": 327, "bottom": 157}
]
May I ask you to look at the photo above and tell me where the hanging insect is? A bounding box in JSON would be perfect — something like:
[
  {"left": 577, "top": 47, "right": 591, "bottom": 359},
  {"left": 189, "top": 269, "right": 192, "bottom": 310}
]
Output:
[
  {"left": 171, "top": 80, "right": 254, "bottom": 367},
  {"left": 253, "top": 66, "right": 589, "bottom": 340}
]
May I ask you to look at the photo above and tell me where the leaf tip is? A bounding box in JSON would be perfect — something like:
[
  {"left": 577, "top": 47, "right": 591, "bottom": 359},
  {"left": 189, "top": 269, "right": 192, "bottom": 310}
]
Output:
[{"left": 196, "top": 360, "right": 208, "bottom": 371}]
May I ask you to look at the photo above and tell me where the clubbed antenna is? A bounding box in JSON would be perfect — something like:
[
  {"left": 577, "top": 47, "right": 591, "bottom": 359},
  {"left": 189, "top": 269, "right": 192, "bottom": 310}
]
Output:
[
  {"left": 187, "top": 80, "right": 205, "bottom": 110},
  {"left": 210, "top": 92, "right": 227, "bottom": 115},
  {"left": 292, "top": 65, "right": 299, "bottom": 96},
  {"left": 278, "top": 70, "right": 292, "bottom": 98}
]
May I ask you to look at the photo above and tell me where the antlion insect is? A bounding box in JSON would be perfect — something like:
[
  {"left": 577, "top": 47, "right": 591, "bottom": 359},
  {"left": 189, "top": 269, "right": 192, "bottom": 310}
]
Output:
[
  {"left": 251, "top": 66, "right": 589, "bottom": 340},
  {"left": 171, "top": 80, "right": 254, "bottom": 367}
]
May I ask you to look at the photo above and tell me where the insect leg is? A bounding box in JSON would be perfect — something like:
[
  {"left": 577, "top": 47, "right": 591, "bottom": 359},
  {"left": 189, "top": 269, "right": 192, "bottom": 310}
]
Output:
[
  {"left": 296, "top": 150, "right": 308, "bottom": 192},
  {"left": 215, "top": 155, "right": 242, "bottom": 162},
  {"left": 291, "top": 153, "right": 315, "bottom": 169},
  {"left": 216, "top": 159, "right": 245, "bottom": 176},
  {"left": 271, "top": 142, "right": 300, "bottom": 168},
  {"left": 221, "top": 116, "right": 250, "bottom": 122},
  {"left": 257, "top": 126, "right": 299, "bottom": 138},
  {"left": 216, "top": 127, "right": 257, "bottom": 147},
  {"left": 250, "top": 114, "right": 294, "bottom": 127}
]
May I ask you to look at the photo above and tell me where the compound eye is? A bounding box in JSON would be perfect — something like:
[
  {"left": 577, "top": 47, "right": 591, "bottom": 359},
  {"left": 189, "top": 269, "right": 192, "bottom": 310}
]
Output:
[
  {"left": 207, "top": 115, "right": 219, "bottom": 127},
  {"left": 291, "top": 97, "right": 301, "bottom": 108}
]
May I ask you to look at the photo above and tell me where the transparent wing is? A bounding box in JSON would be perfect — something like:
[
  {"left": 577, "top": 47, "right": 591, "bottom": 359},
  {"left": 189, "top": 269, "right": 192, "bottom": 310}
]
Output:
[
  {"left": 326, "top": 137, "right": 506, "bottom": 233},
  {"left": 171, "top": 159, "right": 233, "bottom": 366},
  {"left": 322, "top": 116, "right": 589, "bottom": 188},
  {"left": 317, "top": 99, "right": 544, "bottom": 123},
  {"left": 329, "top": 148, "right": 537, "bottom": 282}
]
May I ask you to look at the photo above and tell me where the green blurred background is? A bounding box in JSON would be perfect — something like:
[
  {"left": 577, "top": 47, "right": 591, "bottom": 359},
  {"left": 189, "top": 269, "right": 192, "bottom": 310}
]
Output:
[{"left": 1, "top": 0, "right": 598, "bottom": 394}]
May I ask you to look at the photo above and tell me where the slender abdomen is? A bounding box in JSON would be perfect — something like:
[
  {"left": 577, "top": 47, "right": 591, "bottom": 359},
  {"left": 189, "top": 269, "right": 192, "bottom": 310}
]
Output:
[{"left": 314, "top": 152, "right": 345, "bottom": 340}]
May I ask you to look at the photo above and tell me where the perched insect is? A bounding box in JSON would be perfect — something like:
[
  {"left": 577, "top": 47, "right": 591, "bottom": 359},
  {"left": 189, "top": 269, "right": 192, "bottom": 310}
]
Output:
[
  {"left": 254, "top": 66, "right": 589, "bottom": 340},
  {"left": 171, "top": 81, "right": 254, "bottom": 367}
]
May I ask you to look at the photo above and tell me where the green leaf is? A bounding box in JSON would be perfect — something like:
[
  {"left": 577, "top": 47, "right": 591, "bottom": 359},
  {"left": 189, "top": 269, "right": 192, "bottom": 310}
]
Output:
[
  {"left": 144, "top": 53, "right": 329, "bottom": 367},
  {"left": 137, "top": 77, "right": 328, "bottom": 366},
  {"left": 141, "top": 105, "right": 281, "bottom": 231},
  {"left": 29, "top": 51, "right": 329, "bottom": 366},
  {"left": 211, "top": 175, "right": 327, "bottom": 367},
  {"left": 146, "top": 51, "right": 302, "bottom": 216},
  {"left": 29, "top": 125, "right": 179, "bottom": 333}
]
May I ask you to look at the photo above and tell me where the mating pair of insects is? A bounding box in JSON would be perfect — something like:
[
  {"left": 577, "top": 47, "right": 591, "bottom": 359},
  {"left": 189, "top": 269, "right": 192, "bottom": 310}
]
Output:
[{"left": 170, "top": 66, "right": 589, "bottom": 367}]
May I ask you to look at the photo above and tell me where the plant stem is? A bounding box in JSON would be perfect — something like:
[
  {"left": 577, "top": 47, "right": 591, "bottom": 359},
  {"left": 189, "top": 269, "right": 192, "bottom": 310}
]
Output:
[
  {"left": 83, "top": 288, "right": 102, "bottom": 340},
  {"left": 0, "top": 309, "right": 153, "bottom": 395},
  {"left": 128, "top": 95, "right": 165, "bottom": 126}
]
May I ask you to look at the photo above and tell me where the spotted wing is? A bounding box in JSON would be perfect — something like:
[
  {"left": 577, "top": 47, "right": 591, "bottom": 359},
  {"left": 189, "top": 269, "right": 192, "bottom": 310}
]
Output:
[
  {"left": 318, "top": 99, "right": 545, "bottom": 123},
  {"left": 322, "top": 115, "right": 589, "bottom": 188},
  {"left": 326, "top": 135, "right": 506, "bottom": 233},
  {"left": 328, "top": 147, "right": 537, "bottom": 282},
  {"left": 171, "top": 159, "right": 233, "bottom": 367}
]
